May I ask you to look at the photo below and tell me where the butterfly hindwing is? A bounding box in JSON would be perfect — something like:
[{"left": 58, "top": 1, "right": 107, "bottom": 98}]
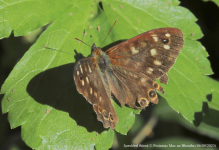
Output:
[{"left": 106, "top": 65, "right": 162, "bottom": 109}]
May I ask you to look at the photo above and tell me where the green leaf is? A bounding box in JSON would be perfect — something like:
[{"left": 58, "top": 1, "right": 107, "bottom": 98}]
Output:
[
  {"left": 202, "top": 77, "right": 219, "bottom": 128},
  {"left": 0, "top": 0, "right": 74, "bottom": 38},
  {"left": 206, "top": 77, "right": 219, "bottom": 111},
  {"left": 160, "top": 39, "right": 213, "bottom": 122},
  {"left": 154, "top": 96, "right": 219, "bottom": 140},
  {"left": 0, "top": 0, "right": 214, "bottom": 149}
]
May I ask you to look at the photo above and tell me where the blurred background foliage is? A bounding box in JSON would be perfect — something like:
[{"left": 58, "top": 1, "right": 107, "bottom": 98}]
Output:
[{"left": 0, "top": 0, "right": 219, "bottom": 149}]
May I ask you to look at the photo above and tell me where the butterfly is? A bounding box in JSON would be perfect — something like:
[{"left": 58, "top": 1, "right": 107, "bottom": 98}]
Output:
[{"left": 73, "top": 27, "right": 184, "bottom": 129}]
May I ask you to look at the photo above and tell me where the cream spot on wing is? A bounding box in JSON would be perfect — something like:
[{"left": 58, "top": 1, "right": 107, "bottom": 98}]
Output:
[
  {"left": 147, "top": 68, "right": 154, "bottom": 74},
  {"left": 168, "top": 57, "right": 173, "bottom": 61},
  {"left": 128, "top": 72, "right": 133, "bottom": 77},
  {"left": 77, "top": 71, "right": 79, "bottom": 75},
  {"left": 140, "top": 42, "right": 146, "bottom": 47},
  {"left": 88, "top": 64, "right": 92, "bottom": 73},
  {"left": 150, "top": 49, "right": 157, "bottom": 56},
  {"left": 154, "top": 60, "right": 162, "bottom": 66},
  {"left": 165, "top": 33, "right": 171, "bottom": 37},
  {"left": 153, "top": 36, "right": 158, "bottom": 42},
  {"left": 151, "top": 34, "right": 157, "bottom": 37},
  {"left": 86, "top": 76, "right": 89, "bottom": 83},
  {"left": 131, "top": 46, "right": 139, "bottom": 54},
  {"left": 133, "top": 74, "right": 138, "bottom": 78},
  {"left": 99, "top": 96, "right": 102, "bottom": 101},
  {"left": 164, "top": 45, "right": 170, "bottom": 50},
  {"left": 94, "top": 92, "right": 97, "bottom": 97},
  {"left": 136, "top": 62, "right": 141, "bottom": 67},
  {"left": 90, "top": 87, "right": 93, "bottom": 94},
  {"left": 79, "top": 65, "right": 83, "bottom": 74},
  {"left": 82, "top": 80, "right": 84, "bottom": 86},
  {"left": 141, "top": 78, "right": 146, "bottom": 82}
]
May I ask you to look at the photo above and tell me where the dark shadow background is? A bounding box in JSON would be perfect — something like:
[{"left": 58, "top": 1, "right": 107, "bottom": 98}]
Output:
[
  {"left": 26, "top": 50, "right": 106, "bottom": 133},
  {"left": 0, "top": 0, "right": 219, "bottom": 149}
]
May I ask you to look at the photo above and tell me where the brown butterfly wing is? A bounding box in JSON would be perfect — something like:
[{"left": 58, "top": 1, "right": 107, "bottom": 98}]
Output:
[
  {"left": 106, "top": 28, "right": 184, "bottom": 84},
  {"left": 105, "top": 28, "right": 183, "bottom": 109},
  {"left": 73, "top": 28, "right": 184, "bottom": 129},
  {"left": 106, "top": 65, "right": 164, "bottom": 109},
  {"left": 73, "top": 57, "right": 118, "bottom": 129}
]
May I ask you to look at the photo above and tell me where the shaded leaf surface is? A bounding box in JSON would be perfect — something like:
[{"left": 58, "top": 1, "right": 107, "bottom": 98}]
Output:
[{"left": 0, "top": 0, "right": 215, "bottom": 149}]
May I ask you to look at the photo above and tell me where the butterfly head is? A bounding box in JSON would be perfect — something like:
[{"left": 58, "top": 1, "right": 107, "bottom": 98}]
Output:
[{"left": 91, "top": 43, "right": 102, "bottom": 56}]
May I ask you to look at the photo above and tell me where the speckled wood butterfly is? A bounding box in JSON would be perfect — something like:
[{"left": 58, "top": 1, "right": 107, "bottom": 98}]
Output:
[{"left": 73, "top": 27, "right": 184, "bottom": 129}]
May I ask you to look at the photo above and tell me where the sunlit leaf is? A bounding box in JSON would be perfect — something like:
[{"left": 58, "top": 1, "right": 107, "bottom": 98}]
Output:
[{"left": 0, "top": 0, "right": 214, "bottom": 149}]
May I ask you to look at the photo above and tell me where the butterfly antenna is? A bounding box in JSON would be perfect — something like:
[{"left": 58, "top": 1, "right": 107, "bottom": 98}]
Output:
[
  {"left": 73, "top": 38, "right": 92, "bottom": 47},
  {"left": 100, "top": 19, "right": 118, "bottom": 47},
  {"left": 43, "top": 45, "right": 73, "bottom": 56}
]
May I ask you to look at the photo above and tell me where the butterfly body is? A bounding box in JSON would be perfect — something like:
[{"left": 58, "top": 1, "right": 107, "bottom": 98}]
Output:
[
  {"left": 74, "top": 28, "right": 184, "bottom": 129},
  {"left": 91, "top": 44, "right": 112, "bottom": 74}
]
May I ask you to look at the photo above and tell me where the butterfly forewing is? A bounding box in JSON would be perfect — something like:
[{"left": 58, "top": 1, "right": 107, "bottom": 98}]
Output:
[
  {"left": 106, "top": 28, "right": 184, "bottom": 82},
  {"left": 74, "top": 57, "right": 118, "bottom": 129}
]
